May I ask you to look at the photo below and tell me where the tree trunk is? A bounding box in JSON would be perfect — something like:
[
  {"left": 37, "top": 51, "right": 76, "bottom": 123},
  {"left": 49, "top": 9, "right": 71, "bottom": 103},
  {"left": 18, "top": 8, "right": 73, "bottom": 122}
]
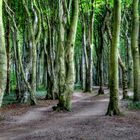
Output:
[
  {"left": 106, "top": 0, "right": 121, "bottom": 116},
  {"left": 0, "top": 0, "right": 7, "bottom": 107},
  {"left": 64, "top": 0, "right": 79, "bottom": 110},
  {"left": 55, "top": 0, "right": 79, "bottom": 111},
  {"left": 118, "top": 54, "right": 128, "bottom": 99},
  {"left": 5, "top": 18, "right": 10, "bottom": 95},
  {"left": 85, "top": 0, "right": 94, "bottom": 92},
  {"left": 12, "top": 29, "right": 21, "bottom": 101},
  {"left": 131, "top": 0, "right": 140, "bottom": 102},
  {"left": 45, "top": 20, "right": 57, "bottom": 100},
  {"left": 55, "top": 0, "right": 66, "bottom": 109},
  {"left": 81, "top": 19, "right": 87, "bottom": 91},
  {"left": 98, "top": 25, "right": 104, "bottom": 95}
]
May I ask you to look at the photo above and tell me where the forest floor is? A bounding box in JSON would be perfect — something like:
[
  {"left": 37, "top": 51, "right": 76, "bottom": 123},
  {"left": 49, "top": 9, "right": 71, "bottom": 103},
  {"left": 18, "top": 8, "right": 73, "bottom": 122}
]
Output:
[{"left": 0, "top": 88, "right": 140, "bottom": 140}]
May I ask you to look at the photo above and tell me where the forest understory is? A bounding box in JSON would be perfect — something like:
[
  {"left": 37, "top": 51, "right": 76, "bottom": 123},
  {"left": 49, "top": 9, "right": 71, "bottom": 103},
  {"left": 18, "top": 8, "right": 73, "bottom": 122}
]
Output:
[{"left": 0, "top": 87, "right": 140, "bottom": 140}]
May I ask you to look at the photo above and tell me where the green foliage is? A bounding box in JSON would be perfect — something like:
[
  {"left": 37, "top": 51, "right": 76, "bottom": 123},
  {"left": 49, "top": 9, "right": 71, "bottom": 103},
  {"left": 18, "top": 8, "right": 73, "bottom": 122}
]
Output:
[
  {"left": 36, "top": 91, "right": 47, "bottom": 99},
  {"left": 2, "top": 93, "right": 18, "bottom": 106},
  {"left": 74, "top": 83, "right": 82, "bottom": 91},
  {"left": 128, "top": 102, "right": 140, "bottom": 110},
  {"left": 37, "top": 85, "right": 46, "bottom": 91},
  {"left": 10, "top": 70, "right": 16, "bottom": 91},
  {"left": 2, "top": 90, "right": 47, "bottom": 106}
]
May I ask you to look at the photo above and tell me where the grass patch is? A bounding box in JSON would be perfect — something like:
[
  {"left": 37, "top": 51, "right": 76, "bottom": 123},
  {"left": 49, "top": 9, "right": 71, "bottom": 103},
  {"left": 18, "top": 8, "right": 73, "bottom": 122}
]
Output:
[
  {"left": 128, "top": 102, "right": 140, "bottom": 110},
  {"left": 37, "top": 85, "right": 46, "bottom": 91},
  {"left": 74, "top": 83, "right": 82, "bottom": 91},
  {"left": 36, "top": 90, "right": 47, "bottom": 99},
  {"left": 2, "top": 93, "right": 18, "bottom": 106},
  {"left": 2, "top": 90, "right": 47, "bottom": 107}
]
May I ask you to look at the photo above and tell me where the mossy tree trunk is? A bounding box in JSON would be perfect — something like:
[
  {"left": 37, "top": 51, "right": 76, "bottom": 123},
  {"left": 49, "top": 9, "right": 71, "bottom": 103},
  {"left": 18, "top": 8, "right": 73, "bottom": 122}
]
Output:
[
  {"left": 45, "top": 19, "right": 57, "bottom": 100},
  {"left": 131, "top": 0, "right": 140, "bottom": 102},
  {"left": 65, "top": 0, "right": 79, "bottom": 110},
  {"left": 56, "top": 0, "right": 66, "bottom": 109},
  {"left": 106, "top": 0, "right": 121, "bottom": 116},
  {"left": 0, "top": 0, "right": 7, "bottom": 107},
  {"left": 118, "top": 54, "right": 128, "bottom": 99},
  {"left": 22, "top": 0, "right": 41, "bottom": 105},
  {"left": 85, "top": 0, "right": 94, "bottom": 93},
  {"left": 55, "top": 0, "right": 79, "bottom": 111},
  {"left": 98, "top": 11, "right": 108, "bottom": 95}
]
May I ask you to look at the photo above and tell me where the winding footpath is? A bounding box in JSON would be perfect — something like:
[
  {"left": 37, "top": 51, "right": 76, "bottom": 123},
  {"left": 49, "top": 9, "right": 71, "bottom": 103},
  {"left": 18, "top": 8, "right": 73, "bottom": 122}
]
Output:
[{"left": 0, "top": 89, "right": 140, "bottom": 140}]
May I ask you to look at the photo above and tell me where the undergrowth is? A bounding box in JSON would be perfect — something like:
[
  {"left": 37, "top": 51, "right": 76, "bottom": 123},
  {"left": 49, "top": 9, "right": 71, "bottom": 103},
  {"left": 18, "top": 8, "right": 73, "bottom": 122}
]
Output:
[{"left": 128, "top": 102, "right": 140, "bottom": 110}]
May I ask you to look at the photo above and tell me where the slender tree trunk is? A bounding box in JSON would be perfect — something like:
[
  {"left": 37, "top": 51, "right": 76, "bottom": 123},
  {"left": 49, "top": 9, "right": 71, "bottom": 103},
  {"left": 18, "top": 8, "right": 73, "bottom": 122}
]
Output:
[
  {"left": 0, "top": 0, "right": 7, "bottom": 107},
  {"left": 118, "top": 54, "right": 128, "bottom": 99},
  {"left": 56, "top": 0, "right": 66, "bottom": 109},
  {"left": 85, "top": 0, "right": 94, "bottom": 92},
  {"left": 45, "top": 21, "right": 57, "bottom": 100},
  {"left": 131, "top": 0, "right": 140, "bottom": 102},
  {"left": 36, "top": 44, "right": 41, "bottom": 90},
  {"left": 12, "top": 29, "right": 21, "bottom": 101},
  {"left": 126, "top": 36, "right": 133, "bottom": 89},
  {"left": 75, "top": 55, "right": 80, "bottom": 84},
  {"left": 81, "top": 50, "right": 86, "bottom": 90},
  {"left": 98, "top": 26, "right": 104, "bottom": 95},
  {"left": 106, "top": 0, "right": 121, "bottom": 116},
  {"left": 81, "top": 19, "right": 87, "bottom": 91},
  {"left": 5, "top": 18, "right": 10, "bottom": 95}
]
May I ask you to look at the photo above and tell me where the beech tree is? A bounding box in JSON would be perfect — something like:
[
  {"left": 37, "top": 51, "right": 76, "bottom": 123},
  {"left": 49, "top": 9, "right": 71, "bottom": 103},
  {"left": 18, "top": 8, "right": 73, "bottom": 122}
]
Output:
[
  {"left": 0, "top": 0, "right": 7, "bottom": 107},
  {"left": 56, "top": 0, "right": 79, "bottom": 111},
  {"left": 131, "top": 0, "right": 140, "bottom": 102},
  {"left": 106, "top": 0, "right": 121, "bottom": 115}
]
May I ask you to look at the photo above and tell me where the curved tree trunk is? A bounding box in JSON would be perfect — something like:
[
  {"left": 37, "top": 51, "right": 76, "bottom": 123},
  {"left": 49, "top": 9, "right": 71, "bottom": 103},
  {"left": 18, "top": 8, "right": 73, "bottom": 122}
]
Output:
[{"left": 118, "top": 54, "right": 128, "bottom": 99}]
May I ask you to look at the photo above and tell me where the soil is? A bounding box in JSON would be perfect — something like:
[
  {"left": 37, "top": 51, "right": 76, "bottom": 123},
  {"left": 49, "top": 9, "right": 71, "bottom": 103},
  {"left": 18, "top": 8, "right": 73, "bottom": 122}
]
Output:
[{"left": 0, "top": 88, "right": 140, "bottom": 140}]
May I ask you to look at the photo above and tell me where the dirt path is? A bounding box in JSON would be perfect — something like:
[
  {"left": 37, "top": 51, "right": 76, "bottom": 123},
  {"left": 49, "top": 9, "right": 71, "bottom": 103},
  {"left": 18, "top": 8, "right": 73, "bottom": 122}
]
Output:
[{"left": 0, "top": 90, "right": 140, "bottom": 140}]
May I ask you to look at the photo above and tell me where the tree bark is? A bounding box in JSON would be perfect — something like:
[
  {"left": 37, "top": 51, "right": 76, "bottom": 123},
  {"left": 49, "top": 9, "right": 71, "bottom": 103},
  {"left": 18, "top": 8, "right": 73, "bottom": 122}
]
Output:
[
  {"left": 55, "top": 0, "right": 79, "bottom": 111},
  {"left": 106, "top": 0, "right": 121, "bottom": 116},
  {"left": 64, "top": 0, "right": 79, "bottom": 110},
  {"left": 131, "top": 0, "right": 140, "bottom": 102},
  {"left": 5, "top": 18, "right": 10, "bottom": 95},
  {"left": 85, "top": 0, "right": 94, "bottom": 92},
  {"left": 56, "top": 0, "right": 66, "bottom": 109},
  {"left": 0, "top": 0, "right": 7, "bottom": 107},
  {"left": 118, "top": 54, "right": 128, "bottom": 99}
]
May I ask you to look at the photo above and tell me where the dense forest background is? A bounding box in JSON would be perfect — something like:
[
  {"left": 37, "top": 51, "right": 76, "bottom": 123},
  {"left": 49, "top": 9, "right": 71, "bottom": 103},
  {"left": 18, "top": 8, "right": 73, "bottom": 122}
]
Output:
[{"left": 0, "top": 0, "right": 140, "bottom": 116}]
